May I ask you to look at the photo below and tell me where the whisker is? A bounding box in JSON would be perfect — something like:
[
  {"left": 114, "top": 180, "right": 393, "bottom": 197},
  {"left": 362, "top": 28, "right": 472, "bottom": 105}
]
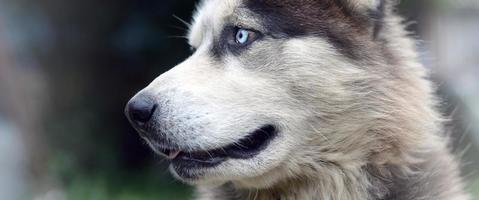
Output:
[
  {"left": 173, "top": 14, "right": 191, "bottom": 27},
  {"left": 168, "top": 24, "right": 188, "bottom": 31},
  {"left": 233, "top": 141, "right": 248, "bottom": 149},
  {"left": 220, "top": 146, "right": 227, "bottom": 154},
  {"left": 206, "top": 150, "right": 214, "bottom": 159},
  {"left": 167, "top": 35, "right": 188, "bottom": 39}
]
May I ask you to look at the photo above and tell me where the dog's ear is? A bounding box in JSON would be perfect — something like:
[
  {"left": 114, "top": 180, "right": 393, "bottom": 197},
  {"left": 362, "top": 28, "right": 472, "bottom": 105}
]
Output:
[
  {"left": 341, "top": 0, "right": 386, "bottom": 12},
  {"left": 342, "top": 0, "right": 389, "bottom": 39},
  {"left": 341, "top": 0, "right": 389, "bottom": 20}
]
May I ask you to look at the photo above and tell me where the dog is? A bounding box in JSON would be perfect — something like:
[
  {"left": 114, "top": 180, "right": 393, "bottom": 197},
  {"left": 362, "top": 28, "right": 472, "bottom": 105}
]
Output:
[{"left": 125, "top": 0, "right": 470, "bottom": 199}]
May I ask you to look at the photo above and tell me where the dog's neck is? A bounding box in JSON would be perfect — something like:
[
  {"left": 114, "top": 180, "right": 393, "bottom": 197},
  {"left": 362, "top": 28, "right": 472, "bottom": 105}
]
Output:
[{"left": 195, "top": 147, "right": 468, "bottom": 200}]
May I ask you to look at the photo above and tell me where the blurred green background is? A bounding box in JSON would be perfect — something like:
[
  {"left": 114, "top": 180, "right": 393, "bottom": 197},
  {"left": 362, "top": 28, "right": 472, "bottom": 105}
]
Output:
[{"left": 0, "top": 0, "right": 478, "bottom": 199}]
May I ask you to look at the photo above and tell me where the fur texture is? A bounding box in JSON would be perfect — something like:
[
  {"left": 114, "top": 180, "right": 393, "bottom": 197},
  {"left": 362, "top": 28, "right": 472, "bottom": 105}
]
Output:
[{"left": 126, "top": 0, "right": 470, "bottom": 199}]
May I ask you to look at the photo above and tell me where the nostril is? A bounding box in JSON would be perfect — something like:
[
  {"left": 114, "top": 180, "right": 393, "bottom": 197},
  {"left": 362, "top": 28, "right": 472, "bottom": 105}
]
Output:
[{"left": 127, "top": 98, "right": 157, "bottom": 124}]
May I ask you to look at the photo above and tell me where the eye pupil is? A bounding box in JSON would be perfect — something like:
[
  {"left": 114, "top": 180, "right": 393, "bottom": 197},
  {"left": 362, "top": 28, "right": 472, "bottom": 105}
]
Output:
[{"left": 236, "top": 29, "right": 249, "bottom": 44}]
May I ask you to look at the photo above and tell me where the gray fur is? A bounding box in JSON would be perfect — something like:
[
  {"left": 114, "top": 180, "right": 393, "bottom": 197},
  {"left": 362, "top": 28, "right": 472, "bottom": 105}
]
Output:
[{"left": 127, "top": 0, "right": 471, "bottom": 199}]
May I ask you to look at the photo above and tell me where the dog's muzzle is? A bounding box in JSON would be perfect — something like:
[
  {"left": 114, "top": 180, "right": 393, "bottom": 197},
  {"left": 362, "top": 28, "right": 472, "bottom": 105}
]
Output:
[
  {"left": 125, "top": 93, "right": 278, "bottom": 179},
  {"left": 124, "top": 94, "right": 159, "bottom": 139}
]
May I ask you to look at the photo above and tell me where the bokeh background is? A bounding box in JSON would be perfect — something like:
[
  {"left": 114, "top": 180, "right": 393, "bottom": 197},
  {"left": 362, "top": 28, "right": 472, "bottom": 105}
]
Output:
[{"left": 0, "top": 0, "right": 478, "bottom": 199}]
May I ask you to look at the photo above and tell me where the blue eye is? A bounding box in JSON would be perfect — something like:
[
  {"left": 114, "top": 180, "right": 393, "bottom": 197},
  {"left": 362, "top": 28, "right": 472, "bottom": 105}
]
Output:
[
  {"left": 235, "top": 29, "right": 250, "bottom": 44},
  {"left": 228, "top": 27, "right": 261, "bottom": 49}
]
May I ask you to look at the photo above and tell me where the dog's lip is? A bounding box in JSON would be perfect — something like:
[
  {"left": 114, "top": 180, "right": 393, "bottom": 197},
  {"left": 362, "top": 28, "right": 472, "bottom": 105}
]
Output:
[
  {"left": 167, "top": 150, "right": 181, "bottom": 159},
  {"left": 155, "top": 125, "right": 278, "bottom": 167}
]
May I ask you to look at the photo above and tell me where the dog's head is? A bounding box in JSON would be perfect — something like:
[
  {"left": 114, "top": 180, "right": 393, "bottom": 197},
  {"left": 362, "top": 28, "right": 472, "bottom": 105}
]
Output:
[{"left": 125, "top": 0, "right": 430, "bottom": 188}]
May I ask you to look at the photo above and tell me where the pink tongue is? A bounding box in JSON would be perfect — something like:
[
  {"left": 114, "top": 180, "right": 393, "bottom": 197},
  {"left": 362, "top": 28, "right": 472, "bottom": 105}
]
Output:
[{"left": 168, "top": 150, "right": 181, "bottom": 159}]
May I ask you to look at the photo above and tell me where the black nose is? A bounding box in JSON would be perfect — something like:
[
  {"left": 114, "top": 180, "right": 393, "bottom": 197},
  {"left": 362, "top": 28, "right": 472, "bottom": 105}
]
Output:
[{"left": 126, "top": 96, "right": 157, "bottom": 124}]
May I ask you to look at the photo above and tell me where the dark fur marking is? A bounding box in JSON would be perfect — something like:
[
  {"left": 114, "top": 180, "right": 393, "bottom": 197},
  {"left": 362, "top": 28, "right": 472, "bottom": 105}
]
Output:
[
  {"left": 210, "top": 26, "right": 233, "bottom": 58},
  {"left": 244, "top": 0, "right": 372, "bottom": 60}
]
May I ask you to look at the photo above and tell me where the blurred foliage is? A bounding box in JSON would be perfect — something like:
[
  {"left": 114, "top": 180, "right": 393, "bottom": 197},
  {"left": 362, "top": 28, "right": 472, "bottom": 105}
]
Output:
[
  {"left": 64, "top": 172, "right": 191, "bottom": 200},
  {"left": 47, "top": 148, "right": 192, "bottom": 199},
  {"left": 30, "top": 0, "right": 198, "bottom": 197}
]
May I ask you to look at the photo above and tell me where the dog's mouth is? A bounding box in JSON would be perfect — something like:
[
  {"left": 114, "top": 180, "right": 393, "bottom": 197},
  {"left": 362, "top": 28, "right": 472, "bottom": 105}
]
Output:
[{"left": 156, "top": 125, "right": 277, "bottom": 171}]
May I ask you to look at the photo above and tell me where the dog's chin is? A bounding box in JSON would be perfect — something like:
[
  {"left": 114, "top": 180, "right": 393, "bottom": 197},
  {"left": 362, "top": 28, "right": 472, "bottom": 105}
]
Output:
[
  {"left": 169, "top": 160, "right": 288, "bottom": 188},
  {"left": 152, "top": 125, "right": 278, "bottom": 183},
  {"left": 168, "top": 163, "right": 226, "bottom": 186}
]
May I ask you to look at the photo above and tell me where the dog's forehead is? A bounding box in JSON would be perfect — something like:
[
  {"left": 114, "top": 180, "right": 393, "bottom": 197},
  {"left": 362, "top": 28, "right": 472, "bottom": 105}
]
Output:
[
  {"left": 188, "top": 0, "right": 241, "bottom": 47},
  {"left": 187, "top": 0, "right": 379, "bottom": 60}
]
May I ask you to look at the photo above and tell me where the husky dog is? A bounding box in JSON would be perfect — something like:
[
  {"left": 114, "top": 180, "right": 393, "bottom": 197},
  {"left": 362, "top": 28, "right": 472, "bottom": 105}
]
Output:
[{"left": 125, "top": 0, "right": 470, "bottom": 199}]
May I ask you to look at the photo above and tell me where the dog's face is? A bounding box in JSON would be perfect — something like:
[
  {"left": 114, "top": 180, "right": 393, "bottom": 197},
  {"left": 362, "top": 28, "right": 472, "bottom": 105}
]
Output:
[{"left": 126, "top": 0, "right": 392, "bottom": 188}]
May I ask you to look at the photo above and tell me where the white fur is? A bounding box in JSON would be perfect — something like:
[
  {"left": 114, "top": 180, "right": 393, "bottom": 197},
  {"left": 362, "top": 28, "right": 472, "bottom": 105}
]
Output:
[{"left": 132, "top": 0, "right": 470, "bottom": 199}]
